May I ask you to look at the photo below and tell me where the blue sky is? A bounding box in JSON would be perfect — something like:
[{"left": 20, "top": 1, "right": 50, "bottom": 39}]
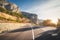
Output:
[
  {"left": 8, "top": 0, "right": 48, "bottom": 11},
  {"left": 8, "top": 0, "right": 60, "bottom": 23}
]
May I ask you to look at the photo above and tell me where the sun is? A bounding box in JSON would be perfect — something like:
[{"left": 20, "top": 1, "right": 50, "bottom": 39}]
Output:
[{"left": 51, "top": 19, "right": 58, "bottom": 24}]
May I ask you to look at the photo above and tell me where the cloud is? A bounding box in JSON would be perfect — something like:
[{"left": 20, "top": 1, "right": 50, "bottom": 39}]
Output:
[{"left": 26, "top": 0, "right": 60, "bottom": 21}]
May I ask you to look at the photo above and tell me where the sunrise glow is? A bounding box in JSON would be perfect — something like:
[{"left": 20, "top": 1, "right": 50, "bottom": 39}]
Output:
[{"left": 51, "top": 19, "right": 58, "bottom": 24}]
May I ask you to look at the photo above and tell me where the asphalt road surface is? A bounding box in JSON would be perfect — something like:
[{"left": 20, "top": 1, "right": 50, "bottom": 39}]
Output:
[{"left": 0, "top": 25, "right": 56, "bottom": 40}]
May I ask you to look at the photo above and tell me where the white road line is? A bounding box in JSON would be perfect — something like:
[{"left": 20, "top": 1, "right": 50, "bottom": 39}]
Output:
[{"left": 31, "top": 26, "right": 35, "bottom": 40}]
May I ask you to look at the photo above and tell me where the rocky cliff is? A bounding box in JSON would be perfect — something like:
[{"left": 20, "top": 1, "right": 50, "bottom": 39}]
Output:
[
  {"left": 0, "top": 0, "right": 38, "bottom": 23},
  {"left": 0, "top": 0, "right": 31, "bottom": 23},
  {"left": 22, "top": 12, "right": 38, "bottom": 24},
  {"left": 0, "top": 0, "right": 20, "bottom": 13}
]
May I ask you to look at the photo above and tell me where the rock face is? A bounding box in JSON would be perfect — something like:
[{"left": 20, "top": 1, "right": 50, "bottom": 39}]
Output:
[
  {"left": 22, "top": 12, "right": 38, "bottom": 24},
  {"left": 0, "top": 0, "right": 20, "bottom": 13}
]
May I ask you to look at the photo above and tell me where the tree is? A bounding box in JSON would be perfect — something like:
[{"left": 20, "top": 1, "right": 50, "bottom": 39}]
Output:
[
  {"left": 57, "top": 19, "right": 60, "bottom": 27},
  {"left": 43, "top": 19, "right": 56, "bottom": 26}
]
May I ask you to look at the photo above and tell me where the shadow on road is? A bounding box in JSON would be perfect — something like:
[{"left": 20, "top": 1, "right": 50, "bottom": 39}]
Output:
[
  {"left": 9, "top": 26, "right": 44, "bottom": 33},
  {"left": 35, "top": 29, "right": 60, "bottom": 40}
]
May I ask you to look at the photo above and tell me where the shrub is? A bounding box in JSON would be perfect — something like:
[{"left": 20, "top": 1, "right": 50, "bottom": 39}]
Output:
[
  {"left": 0, "top": 16, "right": 6, "bottom": 20},
  {"left": 0, "top": 7, "right": 29, "bottom": 23},
  {"left": 0, "top": 7, "right": 7, "bottom": 13}
]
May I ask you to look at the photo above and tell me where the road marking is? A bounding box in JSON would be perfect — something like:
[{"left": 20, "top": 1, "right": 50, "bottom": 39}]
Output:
[
  {"left": 52, "top": 33, "right": 58, "bottom": 36},
  {"left": 31, "top": 26, "right": 35, "bottom": 40}
]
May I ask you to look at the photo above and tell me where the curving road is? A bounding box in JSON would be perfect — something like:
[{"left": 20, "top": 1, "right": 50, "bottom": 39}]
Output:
[{"left": 0, "top": 25, "right": 56, "bottom": 40}]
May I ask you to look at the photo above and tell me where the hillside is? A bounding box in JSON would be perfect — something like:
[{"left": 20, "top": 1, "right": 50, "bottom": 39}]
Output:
[
  {"left": 0, "top": 0, "right": 31, "bottom": 23},
  {"left": 0, "top": 0, "right": 38, "bottom": 23},
  {"left": 0, "top": 7, "right": 30, "bottom": 23}
]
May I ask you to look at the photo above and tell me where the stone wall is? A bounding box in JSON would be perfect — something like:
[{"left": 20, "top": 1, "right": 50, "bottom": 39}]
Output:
[{"left": 0, "top": 23, "right": 31, "bottom": 33}]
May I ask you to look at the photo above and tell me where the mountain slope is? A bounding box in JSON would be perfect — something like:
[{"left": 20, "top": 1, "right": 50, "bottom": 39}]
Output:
[{"left": 0, "top": 7, "right": 30, "bottom": 23}]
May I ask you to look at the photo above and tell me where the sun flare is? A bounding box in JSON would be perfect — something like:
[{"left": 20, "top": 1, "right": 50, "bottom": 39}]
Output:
[
  {"left": 51, "top": 19, "right": 58, "bottom": 24},
  {"left": 46, "top": 18, "right": 58, "bottom": 24}
]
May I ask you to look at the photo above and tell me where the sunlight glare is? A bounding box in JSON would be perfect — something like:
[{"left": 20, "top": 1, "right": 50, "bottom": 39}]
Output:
[{"left": 51, "top": 19, "right": 58, "bottom": 24}]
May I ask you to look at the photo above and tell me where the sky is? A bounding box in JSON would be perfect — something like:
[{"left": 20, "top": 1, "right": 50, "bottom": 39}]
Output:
[{"left": 8, "top": 0, "right": 60, "bottom": 23}]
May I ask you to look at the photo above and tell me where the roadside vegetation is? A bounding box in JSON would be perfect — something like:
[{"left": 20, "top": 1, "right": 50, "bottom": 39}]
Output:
[{"left": 0, "top": 7, "right": 30, "bottom": 23}]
